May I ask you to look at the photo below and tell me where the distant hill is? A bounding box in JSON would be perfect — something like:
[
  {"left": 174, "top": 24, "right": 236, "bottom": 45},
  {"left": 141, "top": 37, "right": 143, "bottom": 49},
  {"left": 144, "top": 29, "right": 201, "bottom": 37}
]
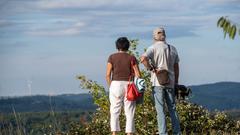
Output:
[
  {"left": 0, "top": 94, "right": 96, "bottom": 113},
  {"left": 0, "top": 82, "right": 239, "bottom": 113},
  {"left": 189, "top": 82, "right": 240, "bottom": 111}
]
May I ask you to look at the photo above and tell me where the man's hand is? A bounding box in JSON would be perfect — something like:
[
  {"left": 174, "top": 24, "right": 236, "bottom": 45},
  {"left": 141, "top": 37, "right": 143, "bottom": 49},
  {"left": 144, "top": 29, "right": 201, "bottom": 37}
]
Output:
[
  {"left": 154, "top": 69, "right": 161, "bottom": 74},
  {"left": 140, "top": 56, "right": 153, "bottom": 71}
]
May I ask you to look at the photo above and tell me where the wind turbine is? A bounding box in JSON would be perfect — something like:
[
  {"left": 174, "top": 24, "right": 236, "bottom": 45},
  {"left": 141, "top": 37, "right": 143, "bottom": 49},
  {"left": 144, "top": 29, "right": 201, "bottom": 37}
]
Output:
[{"left": 27, "top": 80, "right": 32, "bottom": 96}]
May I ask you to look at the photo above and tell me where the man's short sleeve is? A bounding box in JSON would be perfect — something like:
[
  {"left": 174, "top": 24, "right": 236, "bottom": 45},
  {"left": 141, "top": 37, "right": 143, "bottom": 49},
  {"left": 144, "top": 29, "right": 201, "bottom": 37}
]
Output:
[{"left": 142, "top": 46, "right": 154, "bottom": 60}]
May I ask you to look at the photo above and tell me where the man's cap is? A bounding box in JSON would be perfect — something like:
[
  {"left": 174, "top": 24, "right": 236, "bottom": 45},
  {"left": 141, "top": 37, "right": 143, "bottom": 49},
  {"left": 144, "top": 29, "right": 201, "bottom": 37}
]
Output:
[
  {"left": 153, "top": 27, "right": 165, "bottom": 36},
  {"left": 153, "top": 27, "right": 166, "bottom": 41}
]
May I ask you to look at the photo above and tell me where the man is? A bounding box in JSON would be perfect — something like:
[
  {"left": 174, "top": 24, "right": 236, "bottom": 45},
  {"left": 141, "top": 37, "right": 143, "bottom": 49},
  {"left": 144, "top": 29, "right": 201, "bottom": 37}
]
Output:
[{"left": 141, "top": 27, "right": 181, "bottom": 135}]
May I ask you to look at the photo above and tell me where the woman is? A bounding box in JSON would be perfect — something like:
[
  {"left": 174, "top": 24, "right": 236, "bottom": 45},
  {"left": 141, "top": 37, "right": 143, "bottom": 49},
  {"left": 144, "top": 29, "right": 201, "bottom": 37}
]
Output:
[{"left": 106, "top": 37, "right": 141, "bottom": 135}]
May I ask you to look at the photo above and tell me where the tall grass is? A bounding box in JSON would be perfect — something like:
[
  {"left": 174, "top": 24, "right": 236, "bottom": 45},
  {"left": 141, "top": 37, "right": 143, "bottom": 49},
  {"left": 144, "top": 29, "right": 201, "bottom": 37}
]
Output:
[
  {"left": 49, "top": 94, "right": 60, "bottom": 134},
  {"left": 0, "top": 94, "right": 95, "bottom": 135}
]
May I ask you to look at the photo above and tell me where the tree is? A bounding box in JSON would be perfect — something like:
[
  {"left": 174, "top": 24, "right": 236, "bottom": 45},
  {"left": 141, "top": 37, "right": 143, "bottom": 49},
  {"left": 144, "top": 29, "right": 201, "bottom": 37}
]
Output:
[{"left": 217, "top": 16, "right": 240, "bottom": 40}]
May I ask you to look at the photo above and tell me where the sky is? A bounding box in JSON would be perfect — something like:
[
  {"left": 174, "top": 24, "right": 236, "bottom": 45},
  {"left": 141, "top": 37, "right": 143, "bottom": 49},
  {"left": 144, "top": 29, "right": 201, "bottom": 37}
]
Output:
[{"left": 0, "top": 0, "right": 240, "bottom": 96}]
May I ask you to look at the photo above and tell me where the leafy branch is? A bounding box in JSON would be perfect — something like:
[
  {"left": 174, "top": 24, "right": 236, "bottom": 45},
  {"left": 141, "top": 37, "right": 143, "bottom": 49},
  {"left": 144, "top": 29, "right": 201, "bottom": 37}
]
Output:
[{"left": 217, "top": 16, "right": 240, "bottom": 40}]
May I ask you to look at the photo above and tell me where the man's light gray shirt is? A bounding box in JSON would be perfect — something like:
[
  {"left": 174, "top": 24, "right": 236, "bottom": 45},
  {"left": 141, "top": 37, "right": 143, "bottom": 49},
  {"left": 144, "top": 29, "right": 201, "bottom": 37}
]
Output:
[{"left": 142, "top": 41, "right": 179, "bottom": 88}]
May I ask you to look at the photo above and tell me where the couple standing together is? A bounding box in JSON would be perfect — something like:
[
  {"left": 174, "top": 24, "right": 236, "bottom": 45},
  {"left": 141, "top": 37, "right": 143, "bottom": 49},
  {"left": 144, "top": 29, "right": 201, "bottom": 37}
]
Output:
[{"left": 106, "top": 27, "right": 181, "bottom": 135}]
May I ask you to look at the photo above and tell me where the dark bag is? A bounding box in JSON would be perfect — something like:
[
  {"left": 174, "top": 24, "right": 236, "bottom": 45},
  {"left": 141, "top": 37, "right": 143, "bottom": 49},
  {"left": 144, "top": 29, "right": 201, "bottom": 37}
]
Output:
[{"left": 156, "top": 69, "right": 169, "bottom": 85}]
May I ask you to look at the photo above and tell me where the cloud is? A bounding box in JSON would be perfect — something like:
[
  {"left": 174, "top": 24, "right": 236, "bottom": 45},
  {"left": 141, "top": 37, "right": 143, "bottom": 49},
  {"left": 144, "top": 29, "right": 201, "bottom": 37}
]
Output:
[
  {"left": 26, "top": 21, "right": 86, "bottom": 36},
  {"left": 35, "top": 0, "right": 239, "bottom": 14},
  {"left": 35, "top": 0, "right": 199, "bottom": 11},
  {"left": 2, "top": 0, "right": 240, "bottom": 39},
  {"left": 28, "top": 28, "right": 80, "bottom": 36},
  {"left": 113, "top": 25, "right": 198, "bottom": 39},
  {"left": 208, "top": 0, "right": 240, "bottom": 4},
  {"left": 37, "top": 0, "right": 113, "bottom": 9},
  {"left": 0, "top": 20, "right": 12, "bottom": 27}
]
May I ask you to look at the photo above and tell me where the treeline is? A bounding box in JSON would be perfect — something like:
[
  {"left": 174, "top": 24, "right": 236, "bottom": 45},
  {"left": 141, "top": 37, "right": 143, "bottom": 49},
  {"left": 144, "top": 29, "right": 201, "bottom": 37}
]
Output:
[
  {"left": 1, "top": 82, "right": 240, "bottom": 113},
  {"left": 0, "top": 94, "right": 96, "bottom": 113}
]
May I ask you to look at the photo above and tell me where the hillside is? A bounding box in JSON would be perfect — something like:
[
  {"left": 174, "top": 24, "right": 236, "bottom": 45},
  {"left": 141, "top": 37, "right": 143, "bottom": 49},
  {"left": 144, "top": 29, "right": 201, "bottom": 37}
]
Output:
[
  {"left": 0, "top": 94, "right": 96, "bottom": 113},
  {"left": 189, "top": 82, "right": 240, "bottom": 111},
  {"left": 0, "top": 82, "right": 239, "bottom": 113}
]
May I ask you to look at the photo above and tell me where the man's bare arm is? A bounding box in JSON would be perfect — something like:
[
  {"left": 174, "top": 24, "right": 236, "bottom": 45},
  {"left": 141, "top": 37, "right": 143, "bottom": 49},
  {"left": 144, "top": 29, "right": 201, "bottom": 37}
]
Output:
[
  {"left": 174, "top": 63, "right": 179, "bottom": 84},
  {"left": 140, "top": 56, "right": 153, "bottom": 71}
]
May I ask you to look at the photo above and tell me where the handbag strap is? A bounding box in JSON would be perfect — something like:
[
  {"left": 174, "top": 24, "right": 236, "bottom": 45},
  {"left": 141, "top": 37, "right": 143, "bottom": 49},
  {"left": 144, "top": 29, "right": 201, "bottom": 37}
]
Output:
[{"left": 128, "top": 57, "right": 135, "bottom": 84}]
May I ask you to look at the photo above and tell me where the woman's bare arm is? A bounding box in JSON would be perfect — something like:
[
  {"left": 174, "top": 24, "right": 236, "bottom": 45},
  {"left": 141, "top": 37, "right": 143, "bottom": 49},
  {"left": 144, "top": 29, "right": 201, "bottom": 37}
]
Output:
[
  {"left": 132, "top": 64, "right": 141, "bottom": 78},
  {"left": 106, "top": 62, "right": 112, "bottom": 87}
]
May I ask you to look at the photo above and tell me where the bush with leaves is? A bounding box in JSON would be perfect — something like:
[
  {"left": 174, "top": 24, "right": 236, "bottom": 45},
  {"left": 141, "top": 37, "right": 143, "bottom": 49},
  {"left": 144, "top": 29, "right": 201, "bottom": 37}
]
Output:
[{"left": 73, "top": 39, "right": 240, "bottom": 135}]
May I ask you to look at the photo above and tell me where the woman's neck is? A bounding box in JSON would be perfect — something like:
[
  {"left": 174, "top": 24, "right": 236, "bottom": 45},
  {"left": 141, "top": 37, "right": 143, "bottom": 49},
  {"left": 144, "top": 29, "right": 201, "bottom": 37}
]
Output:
[{"left": 118, "top": 50, "right": 127, "bottom": 53}]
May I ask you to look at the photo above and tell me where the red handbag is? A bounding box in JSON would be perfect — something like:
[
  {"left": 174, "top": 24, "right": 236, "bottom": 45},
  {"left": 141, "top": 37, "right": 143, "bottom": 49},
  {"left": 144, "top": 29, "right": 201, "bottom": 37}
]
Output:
[
  {"left": 127, "top": 82, "right": 142, "bottom": 101},
  {"left": 126, "top": 58, "right": 142, "bottom": 101}
]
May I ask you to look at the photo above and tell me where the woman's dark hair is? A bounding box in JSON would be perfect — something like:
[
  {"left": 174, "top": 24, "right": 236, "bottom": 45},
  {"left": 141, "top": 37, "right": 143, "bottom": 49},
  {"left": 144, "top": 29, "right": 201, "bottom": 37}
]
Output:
[{"left": 115, "top": 37, "right": 130, "bottom": 51}]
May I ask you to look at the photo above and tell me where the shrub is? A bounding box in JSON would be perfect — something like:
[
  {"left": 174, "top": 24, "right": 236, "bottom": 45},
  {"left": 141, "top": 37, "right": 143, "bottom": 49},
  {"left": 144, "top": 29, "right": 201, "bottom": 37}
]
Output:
[{"left": 74, "top": 39, "right": 240, "bottom": 135}]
